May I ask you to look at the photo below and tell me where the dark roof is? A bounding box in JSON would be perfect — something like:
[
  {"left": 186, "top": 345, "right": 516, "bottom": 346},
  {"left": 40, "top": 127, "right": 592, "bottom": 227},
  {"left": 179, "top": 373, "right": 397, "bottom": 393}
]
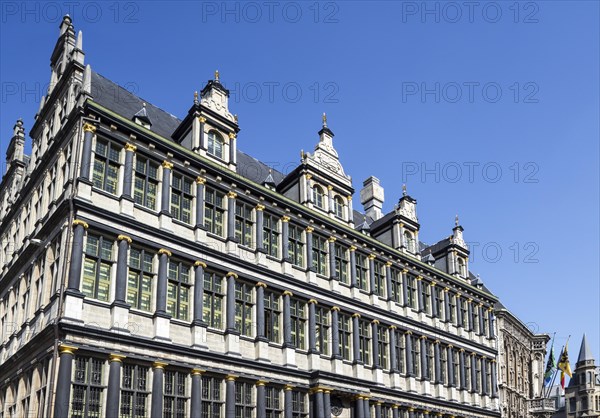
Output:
[
  {"left": 90, "top": 71, "right": 285, "bottom": 187},
  {"left": 578, "top": 334, "right": 595, "bottom": 363}
]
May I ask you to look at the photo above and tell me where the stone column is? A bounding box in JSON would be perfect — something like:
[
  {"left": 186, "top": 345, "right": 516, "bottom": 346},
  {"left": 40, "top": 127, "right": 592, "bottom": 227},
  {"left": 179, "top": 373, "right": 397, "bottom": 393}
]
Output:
[
  {"left": 331, "top": 307, "right": 341, "bottom": 359},
  {"left": 355, "top": 396, "right": 365, "bottom": 418},
  {"left": 306, "top": 226, "right": 314, "bottom": 271},
  {"left": 193, "top": 261, "right": 206, "bottom": 325},
  {"left": 392, "top": 405, "right": 399, "bottom": 418},
  {"left": 459, "top": 349, "right": 466, "bottom": 389},
  {"left": 226, "top": 272, "right": 238, "bottom": 333},
  {"left": 53, "top": 345, "right": 77, "bottom": 418},
  {"left": 364, "top": 398, "right": 371, "bottom": 418},
  {"left": 198, "top": 116, "right": 206, "bottom": 150},
  {"left": 352, "top": 313, "right": 362, "bottom": 364},
  {"left": 408, "top": 408, "right": 416, "bottom": 418},
  {"left": 67, "top": 220, "right": 88, "bottom": 294},
  {"left": 471, "top": 354, "right": 477, "bottom": 392},
  {"left": 327, "top": 185, "right": 334, "bottom": 214},
  {"left": 79, "top": 122, "right": 96, "bottom": 180},
  {"left": 481, "top": 358, "right": 488, "bottom": 395},
  {"left": 478, "top": 304, "right": 485, "bottom": 336},
  {"left": 114, "top": 235, "right": 132, "bottom": 305},
  {"left": 106, "top": 354, "right": 125, "bottom": 418},
  {"left": 227, "top": 191, "right": 237, "bottom": 241},
  {"left": 255, "top": 204, "right": 265, "bottom": 252},
  {"left": 349, "top": 246, "right": 357, "bottom": 288},
  {"left": 283, "top": 290, "right": 293, "bottom": 347},
  {"left": 160, "top": 161, "right": 173, "bottom": 215},
  {"left": 190, "top": 369, "right": 203, "bottom": 418},
  {"left": 308, "top": 299, "right": 318, "bottom": 353},
  {"left": 434, "top": 341, "right": 441, "bottom": 383},
  {"left": 431, "top": 283, "right": 438, "bottom": 318},
  {"left": 372, "top": 320, "right": 380, "bottom": 369},
  {"left": 255, "top": 282, "right": 267, "bottom": 341},
  {"left": 447, "top": 346, "right": 455, "bottom": 387},
  {"left": 491, "top": 360, "right": 498, "bottom": 398},
  {"left": 281, "top": 216, "right": 290, "bottom": 262},
  {"left": 284, "top": 385, "right": 294, "bottom": 418},
  {"left": 368, "top": 255, "right": 376, "bottom": 295},
  {"left": 328, "top": 237, "right": 337, "bottom": 279},
  {"left": 375, "top": 402, "right": 382, "bottom": 418},
  {"left": 389, "top": 326, "right": 398, "bottom": 372},
  {"left": 314, "top": 388, "right": 325, "bottom": 418},
  {"left": 420, "top": 336, "right": 427, "bottom": 379},
  {"left": 402, "top": 269, "right": 409, "bottom": 306},
  {"left": 228, "top": 133, "right": 236, "bottom": 163},
  {"left": 122, "top": 143, "right": 136, "bottom": 199},
  {"left": 405, "top": 332, "right": 414, "bottom": 376},
  {"left": 195, "top": 177, "right": 206, "bottom": 229},
  {"left": 225, "top": 375, "right": 237, "bottom": 418},
  {"left": 385, "top": 262, "right": 393, "bottom": 301},
  {"left": 323, "top": 389, "right": 331, "bottom": 418},
  {"left": 443, "top": 288, "right": 451, "bottom": 322},
  {"left": 151, "top": 362, "right": 167, "bottom": 417},
  {"left": 456, "top": 295, "right": 463, "bottom": 327},
  {"left": 256, "top": 380, "right": 267, "bottom": 418},
  {"left": 156, "top": 248, "right": 171, "bottom": 316}
]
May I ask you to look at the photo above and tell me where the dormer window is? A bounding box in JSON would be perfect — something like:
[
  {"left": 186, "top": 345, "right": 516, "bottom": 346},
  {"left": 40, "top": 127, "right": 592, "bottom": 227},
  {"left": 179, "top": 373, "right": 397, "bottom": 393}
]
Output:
[
  {"left": 457, "top": 257, "right": 467, "bottom": 277},
  {"left": 334, "top": 195, "right": 344, "bottom": 219},
  {"left": 404, "top": 231, "right": 415, "bottom": 253},
  {"left": 312, "top": 185, "right": 325, "bottom": 209},
  {"left": 207, "top": 131, "right": 224, "bottom": 159}
]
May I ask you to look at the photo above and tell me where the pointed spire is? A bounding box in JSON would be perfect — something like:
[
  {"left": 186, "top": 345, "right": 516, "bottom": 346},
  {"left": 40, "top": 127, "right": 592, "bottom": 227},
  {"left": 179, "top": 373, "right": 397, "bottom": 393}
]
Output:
[
  {"left": 577, "top": 334, "right": 595, "bottom": 364},
  {"left": 13, "top": 119, "right": 24, "bottom": 137},
  {"left": 76, "top": 30, "right": 83, "bottom": 50},
  {"left": 60, "top": 14, "right": 73, "bottom": 35},
  {"left": 82, "top": 64, "right": 91, "bottom": 95}
]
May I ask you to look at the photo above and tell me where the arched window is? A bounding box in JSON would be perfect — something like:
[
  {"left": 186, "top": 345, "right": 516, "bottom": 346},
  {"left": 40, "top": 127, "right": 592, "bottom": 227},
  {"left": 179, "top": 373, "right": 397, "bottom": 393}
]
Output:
[
  {"left": 404, "top": 231, "right": 415, "bottom": 253},
  {"left": 458, "top": 258, "right": 466, "bottom": 277},
  {"left": 207, "top": 131, "right": 224, "bottom": 159},
  {"left": 333, "top": 196, "right": 345, "bottom": 218},
  {"left": 312, "top": 185, "right": 325, "bottom": 209}
]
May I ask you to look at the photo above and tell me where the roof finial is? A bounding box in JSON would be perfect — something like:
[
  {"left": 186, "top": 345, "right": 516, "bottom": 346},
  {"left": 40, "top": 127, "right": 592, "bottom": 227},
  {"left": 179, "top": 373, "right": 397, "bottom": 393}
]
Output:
[
  {"left": 402, "top": 184, "right": 407, "bottom": 196},
  {"left": 215, "top": 70, "right": 220, "bottom": 81},
  {"left": 194, "top": 91, "right": 199, "bottom": 104},
  {"left": 455, "top": 214, "right": 459, "bottom": 226},
  {"left": 322, "top": 112, "right": 327, "bottom": 127},
  {"left": 142, "top": 102, "right": 146, "bottom": 108}
]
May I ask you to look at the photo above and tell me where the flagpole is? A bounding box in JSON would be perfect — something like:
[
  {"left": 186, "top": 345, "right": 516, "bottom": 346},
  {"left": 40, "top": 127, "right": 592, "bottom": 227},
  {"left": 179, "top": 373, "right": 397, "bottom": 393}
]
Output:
[
  {"left": 555, "top": 335, "right": 572, "bottom": 396},
  {"left": 542, "top": 332, "right": 557, "bottom": 399},
  {"left": 545, "top": 343, "right": 562, "bottom": 399}
]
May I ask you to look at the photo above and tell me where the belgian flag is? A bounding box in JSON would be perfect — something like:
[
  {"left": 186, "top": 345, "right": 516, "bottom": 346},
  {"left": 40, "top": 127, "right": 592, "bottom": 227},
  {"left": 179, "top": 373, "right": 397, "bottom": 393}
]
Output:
[{"left": 557, "top": 342, "right": 573, "bottom": 388}]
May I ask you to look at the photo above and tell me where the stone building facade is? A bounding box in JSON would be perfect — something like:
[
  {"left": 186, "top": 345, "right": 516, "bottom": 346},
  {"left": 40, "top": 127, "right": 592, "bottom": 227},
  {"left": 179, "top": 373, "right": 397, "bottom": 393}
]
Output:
[{"left": 0, "top": 16, "right": 512, "bottom": 418}]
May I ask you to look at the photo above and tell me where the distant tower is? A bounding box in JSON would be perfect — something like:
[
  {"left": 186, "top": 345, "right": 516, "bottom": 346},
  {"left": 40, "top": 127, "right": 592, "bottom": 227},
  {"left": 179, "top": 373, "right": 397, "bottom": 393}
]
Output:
[{"left": 563, "top": 334, "right": 599, "bottom": 418}]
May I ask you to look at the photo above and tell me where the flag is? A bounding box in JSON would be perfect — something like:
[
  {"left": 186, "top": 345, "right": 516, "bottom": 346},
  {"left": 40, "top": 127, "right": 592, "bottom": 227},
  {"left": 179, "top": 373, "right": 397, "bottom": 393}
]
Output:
[
  {"left": 557, "top": 342, "right": 573, "bottom": 388},
  {"left": 543, "top": 344, "right": 556, "bottom": 387}
]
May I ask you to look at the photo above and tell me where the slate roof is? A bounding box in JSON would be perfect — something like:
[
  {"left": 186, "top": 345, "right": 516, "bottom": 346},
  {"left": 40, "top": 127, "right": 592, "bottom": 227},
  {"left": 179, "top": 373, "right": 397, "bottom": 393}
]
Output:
[{"left": 578, "top": 334, "right": 595, "bottom": 363}]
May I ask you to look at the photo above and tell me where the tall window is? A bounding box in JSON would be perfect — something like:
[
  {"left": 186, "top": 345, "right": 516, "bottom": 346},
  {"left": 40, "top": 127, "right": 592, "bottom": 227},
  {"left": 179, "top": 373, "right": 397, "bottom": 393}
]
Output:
[
  {"left": 395, "top": 331, "right": 405, "bottom": 374},
  {"left": 390, "top": 268, "right": 402, "bottom": 303},
  {"left": 333, "top": 243, "right": 349, "bottom": 284},
  {"left": 82, "top": 235, "right": 113, "bottom": 301},
  {"left": 358, "top": 319, "right": 371, "bottom": 365},
  {"left": 204, "top": 187, "right": 225, "bottom": 237},
  {"left": 338, "top": 313, "right": 352, "bottom": 361},
  {"left": 235, "top": 381, "right": 254, "bottom": 418},
  {"left": 333, "top": 196, "right": 344, "bottom": 219},
  {"left": 201, "top": 376, "right": 223, "bottom": 418},
  {"left": 377, "top": 326, "right": 389, "bottom": 369},
  {"left": 460, "top": 299, "right": 468, "bottom": 329},
  {"left": 373, "top": 261, "right": 385, "bottom": 297},
  {"left": 434, "top": 287, "right": 443, "bottom": 318},
  {"left": 449, "top": 293, "right": 456, "bottom": 323},
  {"left": 312, "top": 186, "right": 325, "bottom": 209},
  {"left": 355, "top": 253, "right": 369, "bottom": 291},
  {"left": 315, "top": 307, "right": 330, "bottom": 355},
  {"left": 133, "top": 156, "right": 159, "bottom": 210},
  {"left": 120, "top": 364, "right": 149, "bottom": 418},
  {"left": 127, "top": 248, "right": 154, "bottom": 312},
  {"left": 264, "top": 291, "right": 281, "bottom": 343},
  {"left": 452, "top": 350, "right": 460, "bottom": 386},
  {"left": 20, "top": 371, "right": 32, "bottom": 418},
  {"left": 291, "top": 390, "right": 307, "bottom": 418},
  {"left": 457, "top": 258, "right": 466, "bottom": 277},
  {"left": 412, "top": 337, "right": 420, "bottom": 377},
  {"left": 203, "top": 271, "right": 224, "bottom": 329},
  {"left": 422, "top": 281, "right": 430, "bottom": 313},
  {"left": 465, "top": 354, "right": 472, "bottom": 389},
  {"left": 35, "top": 360, "right": 49, "bottom": 418},
  {"left": 404, "top": 231, "right": 415, "bottom": 253},
  {"left": 482, "top": 310, "right": 489, "bottom": 337},
  {"left": 265, "top": 386, "right": 282, "bottom": 418},
  {"left": 472, "top": 304, "right": 480, "bottom": 333},
  {"left": 440, "top": 346, "right": 447, "bottom": 384},
  {"left": 263, "top": 213, "right": 279, "bottom": 257},
  {"left": 235, "top": 201, "right": 254, "bottom": 247},
  {"left": 171, "top": 173, "right": 193, "bottom": 224},
  {"left": 426, "top": 341, "right": 434, "bottom": 380},
  {"left": 71, "top": 357, "right": 105, "bottom": 418},
  {"left": 167, "top": 261, "right": 191, "bottom": 321},
  {"left": 290, "top": 299, "right": 306, "bottom": 349},
  {"left": 48, "top": 237, "right": 62, "bottom": 295},
  {"left": 312, "top": 235, "right": 328, "bottom": 276},
  {"left": 207, "top": 131, "right": 224, "bottom": 159},
  {"left": 235, "top": 282, "right": 254, "bottom": 337},
  {"left": 288, "top": 224, "right": 304, "bottom": 267},
  {"left": 92, "top": 139, "right": 121, "bottom": 194},
  {"left": 406, "top": 275, "right": 416, "bottom": 308},
  {"left": 164, "top": 371, "right": 187, "bottom": 418}
]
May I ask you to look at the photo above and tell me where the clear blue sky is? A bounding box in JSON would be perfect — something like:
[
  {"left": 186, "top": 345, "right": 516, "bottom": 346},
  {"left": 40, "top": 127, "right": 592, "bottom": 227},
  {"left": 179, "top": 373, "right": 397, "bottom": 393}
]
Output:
[{"left": 1, "top": 1, "right": 599, "bottom": 362}]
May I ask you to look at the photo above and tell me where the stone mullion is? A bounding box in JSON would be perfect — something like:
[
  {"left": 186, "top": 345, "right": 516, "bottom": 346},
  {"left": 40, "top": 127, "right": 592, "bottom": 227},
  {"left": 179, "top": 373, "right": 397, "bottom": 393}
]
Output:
[
  {"left": 459, "top": 349, "right": 466, "bottom": 389},
  {"left": 478, "top": 304, "right": 485, "bottom": 335},
  {"left": 385, "top": 262, "right": 393, "bottom": 301},
  {"left": 306, "top": 226, "right": 314, "bottom": 271},
  {"left": 430, "top": 283, "right": 438, "bottom": 317},
  {"left": 434, "top": 341, "right": 441, "bottom": 383},
  {"left": 466, "top": 299, "right": 473, "bottom": 331},
  {"left": 481, "top": 357, "right": 488, "bottom": 395},
  {"left": 491, "top": 360, "right": 498, "bottom": 397},
  {"left": 443, "top": 288, "right": 451, "bottom": 322},
  {"left": 471, "top": 353, "right": 477, "bottom": 392},
  {"left": 488, "top": 308, "right": 495, "bottom": 338},
  {"left": 402, "top": 269, "right": 409, "bottom": 306},
  {"left": 328, "top": 237, "right": 337, "bottom": 280},
  {"left": 227, "top": 191, "right": 237, "bottom": 241},
  {"left": 156, "top": 248, "right": 172, "bottom": 316},
  {"left": 283, "top": 290, "right": 293, "bottom": 348},
  {"left": 416, "top": 277, "right": 424, "bottom": 312},
  {"left": 281, "top": 216, "right": 290, "bottom": 262},
  {"left": 372, "top": 320, "right": 380, "bottom": 369},
  {"left": 225, "top": 272, "right": 238, "bottom": 334},
  {"left": 456, "top": 294, "right": 463, "bottom": 327},
  {"left": 405, "top": 332, "right": 414, "bottom": 376},
  {"left": 349, "top": 246, "right": 357, "bottom": 288},
  {"left": 308, "top": 299, "right": 318, "bottom": 353},
  {"left": 447, "top": 346, "right": 455, "bottom": 387},
  {"left": 420, "top": 336, "right": 427, "bottom": 379},
  {"left": 352, "top": 313, "right": 362, "bottom": 364},
  {"left": 389, "top": 326, "right": 398, "bottom": 372},
  {"left": 368, "top": 254, "right": 376, "bottom": 295},
  {"left": 255, "top": 204, "right": 265, "bottom": 252}
]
